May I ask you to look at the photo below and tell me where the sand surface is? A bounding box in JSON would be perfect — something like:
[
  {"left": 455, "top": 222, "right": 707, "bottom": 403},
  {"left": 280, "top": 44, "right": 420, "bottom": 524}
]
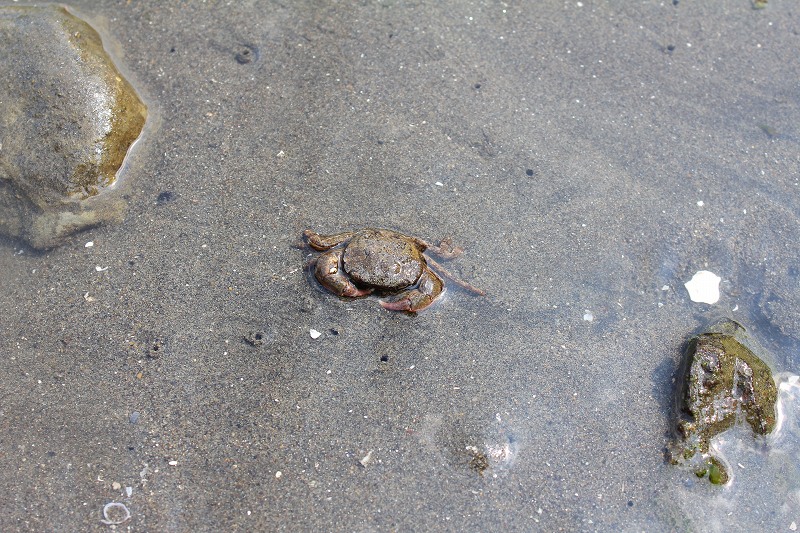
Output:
[{"left": 1, "top": 1, "right": 799, "bottom": 531}]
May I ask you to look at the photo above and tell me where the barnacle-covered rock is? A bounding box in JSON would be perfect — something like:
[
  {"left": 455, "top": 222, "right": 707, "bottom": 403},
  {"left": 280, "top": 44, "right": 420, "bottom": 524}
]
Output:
[
  {"left": 0, "top": 6, "right": 147, "bottom": 248},
  {"left": 669, "top": 319, "right": 778, "bottom": 484}
]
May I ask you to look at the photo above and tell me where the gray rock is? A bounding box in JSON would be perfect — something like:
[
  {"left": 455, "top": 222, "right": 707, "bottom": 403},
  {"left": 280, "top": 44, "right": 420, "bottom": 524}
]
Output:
[{"left": 0, "top": 6, "right": 147, "bottom": 248}]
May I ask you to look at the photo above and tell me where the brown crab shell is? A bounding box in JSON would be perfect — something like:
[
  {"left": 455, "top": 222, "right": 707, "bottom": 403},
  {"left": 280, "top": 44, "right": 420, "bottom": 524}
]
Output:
[{"left": 342, "top": 229, "right": 425, "bottom": 290}]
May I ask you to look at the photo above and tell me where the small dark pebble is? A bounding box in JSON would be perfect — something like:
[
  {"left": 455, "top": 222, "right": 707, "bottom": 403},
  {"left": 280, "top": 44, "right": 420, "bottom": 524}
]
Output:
[
  {"left": 329, "top": 328, "right": 339, "bottom": 335},
  {"left": 129, "top": 411, "right": 140, "bottom": 424},
  {"left": 627, "top": 501, "right": 634, "bottom": 507},
  {"left": 525, "top": 168, "right": 534, "bottom": 177},
  {"left": 380, "top": 354, "right": 389, "bottom": 362},
  {"left": 148, "top": 339, "right": 165, "bottom": 358},
  {"left": 474, "top": 83, "right": 481, "bottom": 89},
  {"left": 156, "top": 191, "right": 175, "bottom": 204},
  {"left": 666, "top": 44, "right": 675, "bottom": 52}
]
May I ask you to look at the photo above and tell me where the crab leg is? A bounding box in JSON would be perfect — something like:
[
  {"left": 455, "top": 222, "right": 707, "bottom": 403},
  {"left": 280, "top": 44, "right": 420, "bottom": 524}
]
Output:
[
  {"left": 409, "top": 236, "right": 464, "bottom": 259},
  {"left": 380, "top": 268, "right": 444, "bottom": 312},
  {"left": 304, "top": 230, "right": 356, "bottom": 251},
  {"left": 425, "top": 256, "right": 485, "bottom": 296}
]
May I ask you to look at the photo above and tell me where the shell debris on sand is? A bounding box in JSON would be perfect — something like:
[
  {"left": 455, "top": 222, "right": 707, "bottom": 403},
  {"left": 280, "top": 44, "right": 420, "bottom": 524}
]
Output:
[
  {"left": 100, "top": 502, "right": 131, "bottom": 525},
  {"left": 359, "top": 450, "right": 374, "bottom": 467}
]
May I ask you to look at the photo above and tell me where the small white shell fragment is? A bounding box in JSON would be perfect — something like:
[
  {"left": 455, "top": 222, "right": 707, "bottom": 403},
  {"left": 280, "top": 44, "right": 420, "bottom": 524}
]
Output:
[
  {"left": 125, "top": 486, "right": 133, "bottom": 497},
  {"left": 95, "top": 265, "right": 109, "bottom": 272},
  {"left": 310, "top": 329, "right": 322, "bottom": 339},
  {"left": 275, "top": 471, "right": 282, "bottom": 479},
  {"left": 583, "top": 310, "right": 594, "bottom": 322},
  {"left": 85, "top": 241, "right": 94, "bottom": 248},
  {"left": 359, "top": 450, "right": 374, "bottom": 467},
  {"left": 168, "top": 460, "right": 178, "bottom": 466},
  {"left": 684, "top": 270, "right": 721, "bottom": 304},
  {"left": 435, "top": 181, "right": 444, "bottom": 187},
  {"left": 697, "top": 200, "right": 704, "bottom": 207},
  {"left": 100, "top": 502, "right": 131, "bottom": 525}
]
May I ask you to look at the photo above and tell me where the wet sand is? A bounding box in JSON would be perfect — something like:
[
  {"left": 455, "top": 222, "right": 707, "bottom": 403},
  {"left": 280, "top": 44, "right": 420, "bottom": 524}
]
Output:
[{"left": 1, "top": 1, "right": 799, "bottom": 530}]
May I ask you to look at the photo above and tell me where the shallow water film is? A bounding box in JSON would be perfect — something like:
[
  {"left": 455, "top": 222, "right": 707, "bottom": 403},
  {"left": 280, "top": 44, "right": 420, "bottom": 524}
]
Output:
[{"left": 1, "top": 1, "right": 799, "bottom": 531}]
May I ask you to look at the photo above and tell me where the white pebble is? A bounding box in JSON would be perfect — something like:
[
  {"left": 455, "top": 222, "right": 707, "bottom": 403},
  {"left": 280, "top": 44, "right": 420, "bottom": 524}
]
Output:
[
  {"left": 310, "top": 329, "right": 322, "bottom": 339},
  {"left": 275, "top": 471, "right": 282, "bottom": 479},
  {"left": 85, "top": 241, "right": 94, "bottom": 248},
  {"left": 360, "top": 450, "right": 374, "bottom": 467},
  {"left": 684, "top": 270, "right": 721, "bottom": 304},
  {"left": 583, "top": 310, "right": 594, "bottom": 322}
]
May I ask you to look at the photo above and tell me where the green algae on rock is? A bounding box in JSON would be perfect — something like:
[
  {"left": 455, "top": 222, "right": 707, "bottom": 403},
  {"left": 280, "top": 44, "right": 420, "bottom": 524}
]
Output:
[
  {"left": 669, "top": 319, "right": 778, "bottom": 484},
  {"left": 0, "top": 6, "right": 147, "bottom": 248}
]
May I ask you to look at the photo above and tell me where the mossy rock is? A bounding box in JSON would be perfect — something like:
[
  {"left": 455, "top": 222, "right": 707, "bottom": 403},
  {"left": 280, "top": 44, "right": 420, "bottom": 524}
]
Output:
[{"left": 669, "top": 319, "right": 778, "bottom": 484}]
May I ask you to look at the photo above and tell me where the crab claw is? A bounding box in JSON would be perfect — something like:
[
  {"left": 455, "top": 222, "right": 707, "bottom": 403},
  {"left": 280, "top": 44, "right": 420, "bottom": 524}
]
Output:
[
  {"left": 380, "top": 267, "right": 444, "bottom": 312},
  {"left": 304, "top": 229, "right": 355, "bottom": 251},
  {"left": 314, "top": 250, "right": 372, "bottom": 298}
]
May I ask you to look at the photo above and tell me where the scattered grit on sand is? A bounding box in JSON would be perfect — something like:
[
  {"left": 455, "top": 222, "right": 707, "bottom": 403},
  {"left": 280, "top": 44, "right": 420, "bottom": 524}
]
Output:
[{"left": 1, "top": 2, "right": 799, "bottom": 531}]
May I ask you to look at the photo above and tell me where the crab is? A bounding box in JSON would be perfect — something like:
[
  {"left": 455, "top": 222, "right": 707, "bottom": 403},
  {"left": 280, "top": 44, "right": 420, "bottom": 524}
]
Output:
[{"left": 303, "top": 228, "right": 484, "bottom": 312}]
